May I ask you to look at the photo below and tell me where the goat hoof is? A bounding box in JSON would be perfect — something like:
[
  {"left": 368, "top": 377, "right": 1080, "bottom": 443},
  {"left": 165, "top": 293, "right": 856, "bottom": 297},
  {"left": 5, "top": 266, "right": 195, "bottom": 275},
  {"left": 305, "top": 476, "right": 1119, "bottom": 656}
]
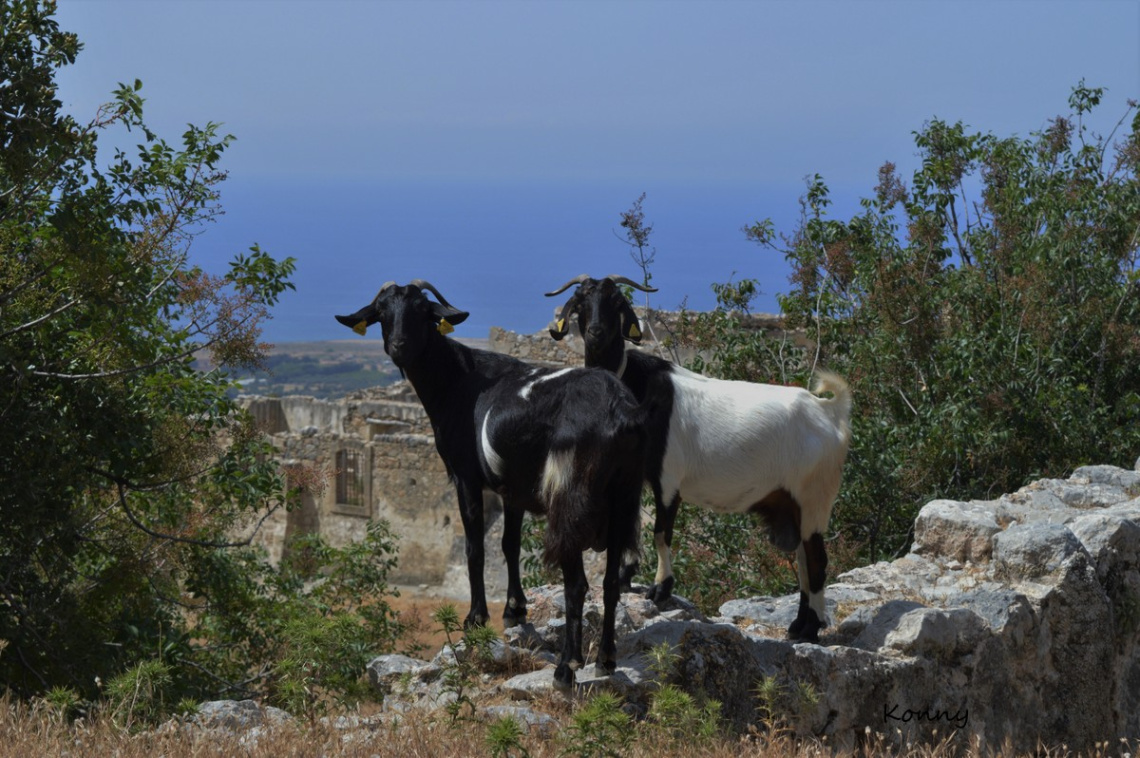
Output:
[
  {"left": 463, "top": 612, "right": 490, "bottom": 630},
  {"left": 787, "top": 612, "right": 823, "bottom": 643},
  {"left": 646, "top": 576, "right": 675, "bottom": 605},
  {"left": 595, "top": 658, "right": 617, "bottom": 677},
  {"left": 503, "top": 609, "right": 527, "bottom": 629},
  {"left": 553, "top": 664, "right": 575, "bottom": 691},
  {"left": 787, "top": 627, "right": 820, "bottom": 643}
]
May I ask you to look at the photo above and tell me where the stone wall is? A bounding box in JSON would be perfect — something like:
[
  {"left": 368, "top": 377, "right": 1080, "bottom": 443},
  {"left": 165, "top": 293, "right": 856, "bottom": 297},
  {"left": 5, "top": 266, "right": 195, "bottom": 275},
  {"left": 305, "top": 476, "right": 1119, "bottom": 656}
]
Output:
[
  {"left": 489, "top": 308, "right": 809, "bottom": 370},
  {"left": 241, "top": 383, "right": 514, "bottom": 597}
]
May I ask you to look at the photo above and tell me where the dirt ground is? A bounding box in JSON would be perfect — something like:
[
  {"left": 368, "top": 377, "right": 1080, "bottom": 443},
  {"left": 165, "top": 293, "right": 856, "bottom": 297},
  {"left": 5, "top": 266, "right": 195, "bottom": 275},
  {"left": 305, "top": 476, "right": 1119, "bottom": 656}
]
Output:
[{"left": 387, "top": 591, "right": 508, "bottom": 653}]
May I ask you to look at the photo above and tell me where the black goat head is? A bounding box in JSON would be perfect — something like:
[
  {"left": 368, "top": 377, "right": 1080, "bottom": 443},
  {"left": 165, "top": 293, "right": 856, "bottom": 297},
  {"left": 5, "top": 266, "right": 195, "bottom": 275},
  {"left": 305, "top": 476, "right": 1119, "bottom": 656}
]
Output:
[
  {"left": 335, "top": 279, "right": 469, "bottom": 366},
  {"left": 545, "top": 274, "right": 656, "bottom": 350}
]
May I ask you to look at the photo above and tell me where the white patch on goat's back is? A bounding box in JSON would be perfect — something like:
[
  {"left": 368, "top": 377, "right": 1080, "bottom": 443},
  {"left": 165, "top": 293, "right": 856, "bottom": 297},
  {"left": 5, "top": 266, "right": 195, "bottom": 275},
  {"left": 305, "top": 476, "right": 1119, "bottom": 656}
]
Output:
[
  {"left": 540, "top": 448, "right": 575, "bottom": 503},
  {"left": 480, "top": 409, "right": 505, "bottom": 479},
  {"left": 519, "top": 367, "right": 576, "bottom": 400},
  {"left": 666, "top": 369, "right": 831, "bottom": 513}
]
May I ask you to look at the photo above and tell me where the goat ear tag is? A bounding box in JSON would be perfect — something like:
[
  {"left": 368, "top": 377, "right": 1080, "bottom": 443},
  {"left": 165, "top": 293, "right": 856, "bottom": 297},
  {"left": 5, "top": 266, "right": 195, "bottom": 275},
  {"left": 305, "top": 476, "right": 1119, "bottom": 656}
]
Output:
[
  {"left": 352, "top": 321, "right": 368, "bottom": 336},
  {"left": 556, "top": 318, "right": 566, "bottom": 333},
  {"left": 626, "top": 322, "right": 641, "bottom": 339},
  {"left": 437, "top": 318, "right": 454, "bottom": 335}
]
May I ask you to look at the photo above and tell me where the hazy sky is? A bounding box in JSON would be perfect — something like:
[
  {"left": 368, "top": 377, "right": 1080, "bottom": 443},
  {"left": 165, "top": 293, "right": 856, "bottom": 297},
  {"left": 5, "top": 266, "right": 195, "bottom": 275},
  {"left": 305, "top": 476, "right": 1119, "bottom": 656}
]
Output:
[{"left": 53, "top": 1, "right": 1140, "bottom": 342}]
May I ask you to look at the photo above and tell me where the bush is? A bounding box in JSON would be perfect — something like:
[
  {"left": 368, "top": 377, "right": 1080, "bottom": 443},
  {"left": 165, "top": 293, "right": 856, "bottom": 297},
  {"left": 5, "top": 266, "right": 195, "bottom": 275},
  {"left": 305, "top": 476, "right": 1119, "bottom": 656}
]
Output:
[
  {"left": 687, "top": 83, "right": 1140, "bottom": 573},
  {"left": 0, "top": 3, "right": 405, "bottom": 722}
]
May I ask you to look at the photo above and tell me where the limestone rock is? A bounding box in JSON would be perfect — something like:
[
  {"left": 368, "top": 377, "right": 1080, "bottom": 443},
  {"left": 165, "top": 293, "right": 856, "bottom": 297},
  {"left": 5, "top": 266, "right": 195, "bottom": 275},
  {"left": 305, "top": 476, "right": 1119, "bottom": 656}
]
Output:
[
  {"left": 913, "top": 499, "right": 1000, "bottom": 562},
  {"left": 185, "top": 461, "right": 1140, "bottom": 754}
]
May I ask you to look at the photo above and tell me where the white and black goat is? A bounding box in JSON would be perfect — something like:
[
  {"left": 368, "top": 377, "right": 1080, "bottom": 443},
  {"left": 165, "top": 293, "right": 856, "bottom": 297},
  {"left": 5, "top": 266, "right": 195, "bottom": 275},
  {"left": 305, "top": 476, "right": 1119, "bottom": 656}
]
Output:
[
  {"left": 336, "top": 280, "right": 645, "bottom": 687},
  {"left": 546, "top": 275, "right": 851, "bottom": 642}
]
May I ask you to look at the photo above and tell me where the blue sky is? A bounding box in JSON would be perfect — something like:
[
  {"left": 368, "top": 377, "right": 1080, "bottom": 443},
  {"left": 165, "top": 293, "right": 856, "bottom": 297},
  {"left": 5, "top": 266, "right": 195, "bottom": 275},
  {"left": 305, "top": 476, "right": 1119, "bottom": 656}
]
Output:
[{"left": 54, "top": 1, "right": 1140, "bottom": 343}]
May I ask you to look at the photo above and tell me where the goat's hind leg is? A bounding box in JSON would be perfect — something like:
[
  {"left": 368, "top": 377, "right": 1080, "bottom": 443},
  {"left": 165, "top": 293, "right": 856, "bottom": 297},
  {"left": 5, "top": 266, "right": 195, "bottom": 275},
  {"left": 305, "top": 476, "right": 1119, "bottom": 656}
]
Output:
[
  {"left": 554, "top": 556, "right": 588, "bottom": 691},
  {"left": 646, "top": 492, "right": 680, "bottom": 604},
  {"left": 501, "top": 505, "right": 528, "bottom": 628},
  {"left": 596, "top": 537, "right": 624, "bottom": 676},
  {"left": 788, "top": 532, "right": 828, "bottom": 643}
]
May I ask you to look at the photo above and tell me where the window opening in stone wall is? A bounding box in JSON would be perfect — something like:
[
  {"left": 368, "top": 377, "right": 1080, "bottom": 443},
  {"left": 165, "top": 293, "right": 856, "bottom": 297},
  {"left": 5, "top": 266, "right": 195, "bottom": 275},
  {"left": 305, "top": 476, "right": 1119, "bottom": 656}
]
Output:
[{"left": 335, "top": 449, "right": 364, "bottom": 507}]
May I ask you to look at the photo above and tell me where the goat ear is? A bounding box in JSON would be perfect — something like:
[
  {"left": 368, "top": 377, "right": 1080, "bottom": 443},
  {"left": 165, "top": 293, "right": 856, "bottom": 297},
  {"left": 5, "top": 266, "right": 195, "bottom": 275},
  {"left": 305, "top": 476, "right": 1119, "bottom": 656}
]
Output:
[
  {"left": 548, "top": 298, "right": 575, "bottom": 341},
  {"left": 549, "top": 317, "right": 570, "bottom": 341},
  {"left": 336, "top": 307, "right": 376, "bottom": 336},
  {"left": 619, "top": 300, "right": 643, "bottom": 344},
  {"left": 430, "top": 302, "right": 468, "bottom": 330}
]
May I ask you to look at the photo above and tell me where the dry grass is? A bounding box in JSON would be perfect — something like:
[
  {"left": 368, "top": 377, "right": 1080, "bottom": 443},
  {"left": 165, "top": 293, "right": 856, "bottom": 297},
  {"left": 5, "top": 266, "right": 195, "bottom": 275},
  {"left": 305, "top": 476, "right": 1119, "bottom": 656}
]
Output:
[{"left": 1, "top": 695, "right": 1132, "bottom": 758}]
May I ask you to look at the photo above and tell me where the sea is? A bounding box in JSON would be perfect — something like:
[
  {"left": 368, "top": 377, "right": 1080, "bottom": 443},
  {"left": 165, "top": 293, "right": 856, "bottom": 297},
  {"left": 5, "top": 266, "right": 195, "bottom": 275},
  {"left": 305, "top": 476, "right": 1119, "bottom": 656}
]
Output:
[{"left": 188, "top": 177, "right": 866, "bottom": 345}]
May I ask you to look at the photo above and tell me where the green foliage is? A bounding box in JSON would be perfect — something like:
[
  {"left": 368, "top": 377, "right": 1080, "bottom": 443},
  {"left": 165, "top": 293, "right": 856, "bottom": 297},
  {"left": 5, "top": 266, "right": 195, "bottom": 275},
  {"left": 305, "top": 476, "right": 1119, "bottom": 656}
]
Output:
[
  {"left": 687, "top": 85, "right": 1140, "bottom": 568},
  {"left": 271, "top": 615, "right": 372, "bottom": 718},
  {"left": 195, "top": 520, "right": 406, "bottom": 720},
  {"left": 0, "top": 2, "right": 409, "bottom": 723},
  {"left": 754, "top": 675, "right": 783, "bottom": 725},
  {"left": 641, "top": 641, "right": 681, "bottom": 686},
  {"left": 486, "top": 715, "right": 532, "bottom": 758},
  {"left": 679, "top": 277, "right": 804, "bottom": 383},
  {"left": 39, "top": 686, "right": 82, "bottom": 723},
  {"left": 431, "top": 603, "right": 500, "bottom": 724},
  {"left": 659, "top": 507, "right": 799, "bottom": 612},
  {"left": 752, "top": 675, "right": 819, "bottom": 734},
  {"left": 104, "top": 659, "right": 173, "bottom": 730},
  {"left": 520, "top": 514, "right": 559, "bottom": 589},
  {"left": 560, "top": 692, "right": 634, "bottom": 758},
  {"left": 645, "top": 684, "right": 724, "bottom": 743}
]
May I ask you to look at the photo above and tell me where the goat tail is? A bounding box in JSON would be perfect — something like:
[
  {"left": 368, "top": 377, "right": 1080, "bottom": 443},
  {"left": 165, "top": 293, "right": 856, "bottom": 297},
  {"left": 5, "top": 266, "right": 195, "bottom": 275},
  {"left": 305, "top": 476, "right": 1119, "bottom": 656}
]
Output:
[
  {"left": 812, "top": 370, "right": 852, "bottom": 436},
  {"left": 540, "top": 403, "right": 645, "bottom": 569}
]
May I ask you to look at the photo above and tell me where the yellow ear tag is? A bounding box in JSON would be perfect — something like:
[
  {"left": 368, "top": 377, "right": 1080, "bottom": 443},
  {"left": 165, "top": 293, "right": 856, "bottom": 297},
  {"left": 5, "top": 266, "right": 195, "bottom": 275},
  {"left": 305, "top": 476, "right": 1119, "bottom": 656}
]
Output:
[
  {"left": 352, "top": 321, "right": 368, "bottom": 336},
  {"left": 437, "top": 318, "right": 454, "bottom": 335},
  {"left": 627, "top": 322, "right": 641, "bottom": 339},
  {"left": 556, "top": 318, "right": 566, "bottom": 332}
]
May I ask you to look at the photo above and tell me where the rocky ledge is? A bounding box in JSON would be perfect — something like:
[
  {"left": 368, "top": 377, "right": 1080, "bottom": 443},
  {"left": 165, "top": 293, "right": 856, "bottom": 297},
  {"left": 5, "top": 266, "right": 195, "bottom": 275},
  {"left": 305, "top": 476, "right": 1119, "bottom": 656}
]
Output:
[{"left": 367, "top": 461, "right": 1140, "bottom": 753}]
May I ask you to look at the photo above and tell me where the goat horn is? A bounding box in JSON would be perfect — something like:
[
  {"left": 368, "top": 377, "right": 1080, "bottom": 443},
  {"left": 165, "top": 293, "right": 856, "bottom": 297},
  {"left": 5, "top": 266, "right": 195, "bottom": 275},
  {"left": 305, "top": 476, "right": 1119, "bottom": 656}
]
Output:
[
  {"left": 372, "top": 280, "right": 397, "bottom": 301},
  {"left": 408, "top": 278, "right": 457, "bottom": 308},
  {"left": 604, "top": 275, "right": 658, "bottom": 293},
  {"left": 544, "top": 274, "right": 593, "bottom": 297}
]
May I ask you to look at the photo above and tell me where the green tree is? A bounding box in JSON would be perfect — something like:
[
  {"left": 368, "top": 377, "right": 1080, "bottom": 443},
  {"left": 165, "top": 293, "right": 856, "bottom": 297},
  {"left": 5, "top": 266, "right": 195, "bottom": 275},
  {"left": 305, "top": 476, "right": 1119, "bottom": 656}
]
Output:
[
  {"left": 731, "top": 83, "right": 1140, "bottom": 562},
  {"left": 0, "top": 0, "right": 343, "bottom": 706}
]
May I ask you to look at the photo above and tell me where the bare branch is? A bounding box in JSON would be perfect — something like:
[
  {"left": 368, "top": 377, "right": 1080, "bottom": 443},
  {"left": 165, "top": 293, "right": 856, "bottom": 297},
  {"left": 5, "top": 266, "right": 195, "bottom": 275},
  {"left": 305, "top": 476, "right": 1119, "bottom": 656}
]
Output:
[{"left": 113, "top": 481, "right": 283, "bottom": 550}]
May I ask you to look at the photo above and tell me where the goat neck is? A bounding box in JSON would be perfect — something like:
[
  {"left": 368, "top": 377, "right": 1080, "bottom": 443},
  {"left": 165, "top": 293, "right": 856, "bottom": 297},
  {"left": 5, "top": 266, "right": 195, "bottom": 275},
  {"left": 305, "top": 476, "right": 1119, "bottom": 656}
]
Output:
[
  {"left": 584, "top": 324, "right": 628, "bottom": 377},
  {"left": 398, "top": 330, "right": 473, "bottom": 420}
]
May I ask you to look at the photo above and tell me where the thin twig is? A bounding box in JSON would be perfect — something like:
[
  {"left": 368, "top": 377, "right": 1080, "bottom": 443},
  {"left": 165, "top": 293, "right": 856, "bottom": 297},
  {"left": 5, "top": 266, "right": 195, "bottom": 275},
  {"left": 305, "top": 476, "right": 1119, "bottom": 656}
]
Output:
[{"left": 114, "top": 481, "right": 283, "bottom": 549}]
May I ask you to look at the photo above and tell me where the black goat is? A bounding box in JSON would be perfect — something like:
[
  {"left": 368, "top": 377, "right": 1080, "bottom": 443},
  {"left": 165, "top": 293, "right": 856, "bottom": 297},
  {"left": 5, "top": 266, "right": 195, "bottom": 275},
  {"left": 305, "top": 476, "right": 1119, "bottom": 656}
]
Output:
[
  {"left": 546, "top": 275, "right": 851, "bottom": 643},
  {"left": 335, "top": 280, "right": 645, "bottom": 687}
]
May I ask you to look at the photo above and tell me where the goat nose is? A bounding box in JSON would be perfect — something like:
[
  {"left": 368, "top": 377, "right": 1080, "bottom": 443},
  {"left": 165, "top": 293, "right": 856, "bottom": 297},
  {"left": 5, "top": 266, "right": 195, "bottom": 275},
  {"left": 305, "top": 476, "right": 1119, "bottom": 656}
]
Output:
[{"left": 388, "top": 338, "right": 406, "bottom": 358}]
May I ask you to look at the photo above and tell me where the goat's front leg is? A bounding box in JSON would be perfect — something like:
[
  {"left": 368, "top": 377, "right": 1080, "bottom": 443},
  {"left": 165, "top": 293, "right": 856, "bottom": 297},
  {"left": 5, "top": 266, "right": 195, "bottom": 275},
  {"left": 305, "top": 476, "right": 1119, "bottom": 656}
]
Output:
[
  {"left": 457, "top": 485, "right": 490, "bottom": 629},
  {"left": 788, "top": 532, "right": 828, "bottom": 643},
  {"left": 501, "top": 505, "right": 527, "bottom": 628},
  {"left": 646, "top": 492, "right": 681, "bottom": 604},
  {"left": 554, "top": 556, "right": 588, "bottom": 691}
]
